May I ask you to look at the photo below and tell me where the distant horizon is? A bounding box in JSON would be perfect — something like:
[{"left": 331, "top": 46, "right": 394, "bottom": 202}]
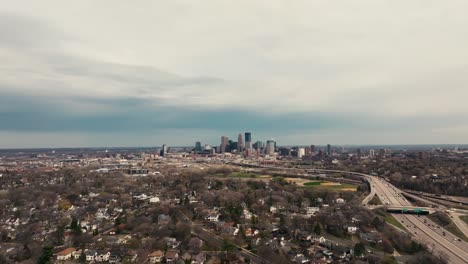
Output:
[{"left": 1, "top": 143, "right": 467, "bottom": 151}]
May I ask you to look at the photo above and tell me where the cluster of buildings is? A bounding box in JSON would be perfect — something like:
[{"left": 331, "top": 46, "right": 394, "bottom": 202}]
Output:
[{"left": 195, "top": 132, "right": 277, "bottom": 156}]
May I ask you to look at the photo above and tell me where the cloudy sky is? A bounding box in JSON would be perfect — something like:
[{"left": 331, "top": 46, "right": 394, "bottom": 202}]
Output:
[{"left": 1, "top": 1, "right": 468, "bottom": 148}]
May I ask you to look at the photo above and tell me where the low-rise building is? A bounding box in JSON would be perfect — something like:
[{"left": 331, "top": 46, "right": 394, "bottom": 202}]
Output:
[{"left": 56, "top": 247, "right": 76, "bottom": 261}]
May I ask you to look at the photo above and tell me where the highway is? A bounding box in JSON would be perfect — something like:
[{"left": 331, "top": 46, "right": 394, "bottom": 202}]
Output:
[
  {"left": 449, "top": 211, "right": 468, "bottom": 238},
  {"left": 369, "top": 176, "right": 468, "bottom": 264},
  {"left": 229, "top": 163, "right": 468, "bottom": 263}
]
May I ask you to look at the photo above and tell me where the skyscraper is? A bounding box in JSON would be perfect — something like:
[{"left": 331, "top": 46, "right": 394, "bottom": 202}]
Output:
[
  {"left": 245, "top": 132, "right": 252, "bottom": 150},
  {"left": 266, "top": 140, "right": 275, "bottom": 155},
  {"left": 310, "top": 145, "right": 315, "bottom": 154},
  {"left": 195, "top": 141, "right": 202, "bottom": 153},
  {"left": 298, "top": 148, "right": 305, "bottom": 158},
  {"left": 220, "top": 136, "right": 229, "bottom": 153},
  {"left": 237, "top": 133, "right": 244, "bottom": 152},
  {"left": 327, "top": 144, "right": 331, "bottom": 156},
  {"left": 160, "top": 144, "right": 168, "bottom": 157},
  {"left": 305, "top": 146, "right": 312, "bottom": 156}
]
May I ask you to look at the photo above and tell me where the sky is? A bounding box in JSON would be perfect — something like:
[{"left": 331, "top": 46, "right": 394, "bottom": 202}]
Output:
[{"left": 1, "top": 1, "right": 468, "bottom": 148}]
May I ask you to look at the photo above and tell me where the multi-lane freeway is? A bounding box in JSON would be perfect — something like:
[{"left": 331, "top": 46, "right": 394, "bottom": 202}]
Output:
[
  {"left": 367, "top": 176, "right": 468, "bottom": 264},
  {"left": 229, "top": 163, "right": 468, "bottom": 263}
]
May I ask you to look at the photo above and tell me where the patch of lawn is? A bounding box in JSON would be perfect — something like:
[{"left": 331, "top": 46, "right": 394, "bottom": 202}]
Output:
[
  {"left": 370, "top": 195, "right": 382, "bottom": 205},
  {"left": 301, "top": 181, "right": 357, "bottom": 191},
  {"left": 303, "top": 181, "right": 321, "bottom": 186},
  {"left": 384, "top": 214, "right": 405, "bottom": 230}
]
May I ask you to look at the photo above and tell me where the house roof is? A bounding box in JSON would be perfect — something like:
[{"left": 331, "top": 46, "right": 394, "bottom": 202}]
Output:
[
  {"left": 149, "top": 250, "right": 164, "bottom": 257},
  {"left": 165, "top": 250, "right": 178, "bottom": 259},
  {"left": 57, "top": 247, "right": 76, "bottom": 256}
]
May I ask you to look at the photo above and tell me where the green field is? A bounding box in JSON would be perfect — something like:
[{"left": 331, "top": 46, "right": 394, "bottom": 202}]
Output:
[
  {"left": 303, "top": 181, "right": 321, "bottom": 186},
  {"left": 384, "top": 214, "right": 405, "bottom": 230},
  {"left": 302, "top": 181, "right": 358, "bottom": 191}
]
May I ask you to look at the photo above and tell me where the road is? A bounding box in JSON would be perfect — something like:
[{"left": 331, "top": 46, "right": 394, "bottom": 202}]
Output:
[
  {"left": 448, "top": 211, "right": 468, "bottom": 238},
  {"left": 369, "top": 176, "right": 468, "bottom": 264},
  {"left": 230, "top": 163, "right": 468, "bottom": 264}
]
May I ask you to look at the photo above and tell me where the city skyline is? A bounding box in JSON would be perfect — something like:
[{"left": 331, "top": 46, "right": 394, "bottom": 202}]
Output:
[{"left": 2, "top": 1, "right": 468, "bottom": 148}]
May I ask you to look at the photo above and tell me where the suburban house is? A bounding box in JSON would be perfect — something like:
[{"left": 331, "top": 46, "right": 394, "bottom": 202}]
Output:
[
  {"left": 56, "top": 247, "right": 76, "bottom": 261},
  {"left": 86, "top": 250, "right": 98, "bottom": 261},
  {"left": 148, "top": 250, "right": 164, "bottom": 263},
  {"left": 95, "top": 250, "right": 110, "bottom": 262}
]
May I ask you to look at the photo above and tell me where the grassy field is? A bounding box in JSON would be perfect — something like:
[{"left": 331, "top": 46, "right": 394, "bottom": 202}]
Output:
[
  {"left": 384, "top": 214, "right": 405, "bottom": 230},
  {"left": 301, "top": 181, "right": 358, "bottom": 191},
  {"left": 369, "top": 195, "right": 382, "bottom": 205},
  {"left": 303, "top": 181, "right": 321, "bottom": 186}
]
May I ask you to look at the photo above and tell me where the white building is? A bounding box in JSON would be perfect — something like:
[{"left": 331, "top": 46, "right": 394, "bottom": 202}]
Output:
[
  {"left": 149, "top": 197, "right": 160, "bottom": 203},
  {"left": 266, "top": 140, "right": 275, "bottom": 155},
  {"left": 297, "top": 148, "right": 305, "bottom": 158}
]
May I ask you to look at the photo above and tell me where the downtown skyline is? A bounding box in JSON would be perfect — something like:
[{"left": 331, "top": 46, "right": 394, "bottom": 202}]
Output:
[{"left": 2, "top": 1, "right": 468, "bottom": 148}]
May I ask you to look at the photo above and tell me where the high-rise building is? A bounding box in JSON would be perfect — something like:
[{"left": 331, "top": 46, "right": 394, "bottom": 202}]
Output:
[
  {"left": 229, "top": 140, "right": 237, "bottom": 152},
  {"left": 298, "top": 148, "right": 305, "bottom": 158},
  {"left": 195, "top": 141, "right": 202, "bottom": 153},
  {"left": 357, "top": 148, "right": 362, "bottom": 159},
  {"left": 310, "top": 145, "right": 315, "bottom": 154},
  {"left": 237, "top": 133, "right": 244, "bottom": 152},
  {"left": 266, "top": 140, "right": 275, "bottom": 155},
  {"left": 369, "top": 149, "right": 375, "bottom": 156},
  {"left": 253, "top": 141, "right": 263, "bottom": 150},
  {"left": 160, "top": 144, "right": 168, "bottom": 157},
  {"left": 305, "top": 146, "right": 312, "bottom": 157},
  {"left": 220, "top": 136, "right": 229, "bottom": 153},
  {"left": 245, "top": 132, "right": 252, "bottom": 143},
  {"left": 244, "top": 132, "right": 252, "bottom": 150},
  {"left": 327, "top": 144, "right": 331, "bottom": 156},
  {"left": 279, "top": 147, "right": 291, "bottom": 156}
]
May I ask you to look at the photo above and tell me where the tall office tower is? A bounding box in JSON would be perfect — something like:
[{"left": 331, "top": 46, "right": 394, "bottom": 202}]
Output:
[
  {"left": 357, "top": 148, "right": 362, "bottom": 159},
  {"left": 195, "top": 141, "right": 202, "bottom": 153},
  {"left": 298, "top": 148, "right": 305, "bottom": 158},
  {"left": 311, "top": 145, "right": 315, "bottom": 154},
  {"left": 266, "top": 140, "right": 275, "bottom": 155},
  {"left": 220, "top": 136, "right": 229, "bottom": 153},
  {"left": 279, "top": 147, "right": 290, "bottom": 156},
  {"left": 254, "top": 141, "right": 263, "bottom": 150},
  {"left": 327, "top": 144, "right": 331, "bottom": 156},
  {"left": 305, "top": 146, "right": 312, "bottom": 157},
  {"left": 237, "top": 133, "right": 244, "bottom": 152},
  {"left": 160, "top": 144, "right": 168, "bottom": 157},
  {"left": 369, "top": 149, "right": 375, "bottom": 156},
  {"left": 244, "top": 132, "right": 252, "bottom": 150},
  {"left": 229, "top": 141, "right": 237, "bottom": 152}
]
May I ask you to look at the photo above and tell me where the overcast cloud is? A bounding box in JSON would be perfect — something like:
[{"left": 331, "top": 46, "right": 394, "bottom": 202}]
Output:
[{"left": 1, "top": 0, "right": 468, "bottom": 147}]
